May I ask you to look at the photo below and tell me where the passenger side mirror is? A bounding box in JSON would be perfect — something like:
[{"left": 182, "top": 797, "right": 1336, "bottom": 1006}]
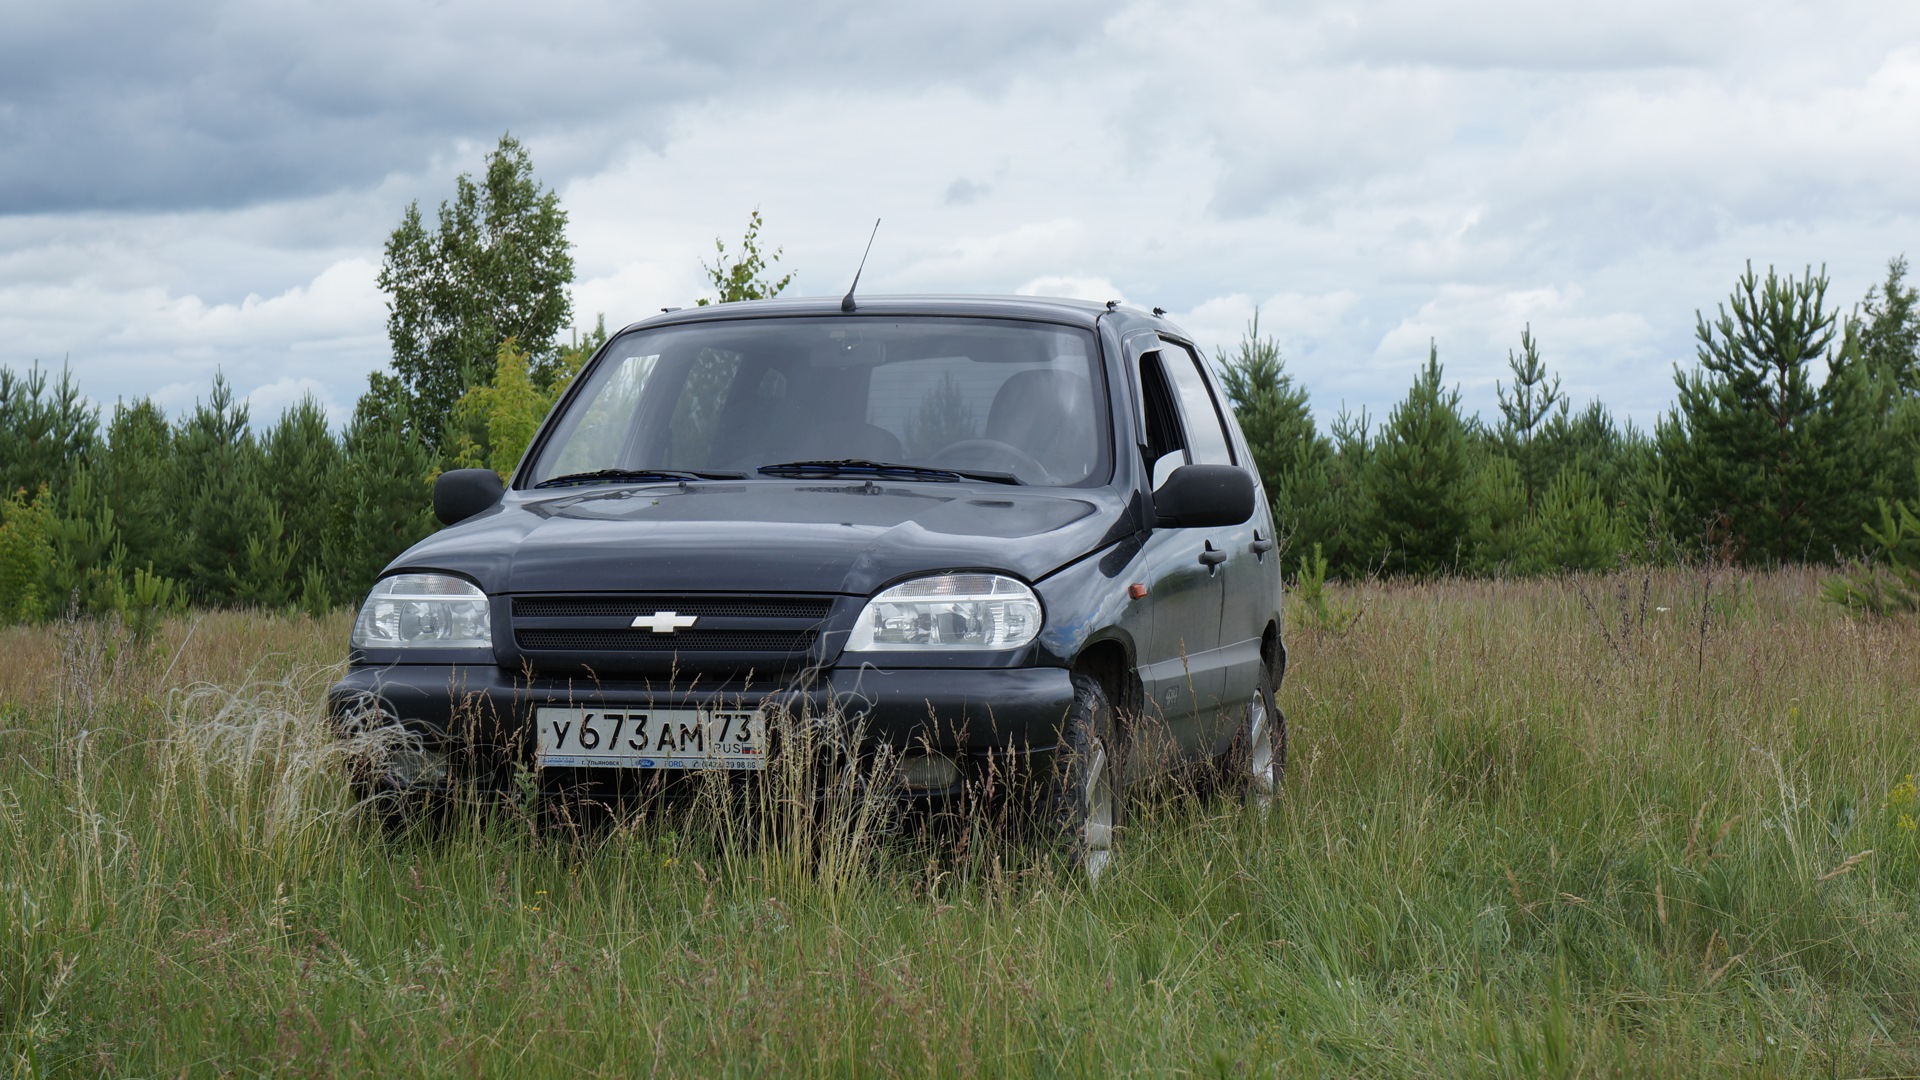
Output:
[
  {"left": 1152, "top": 464, "right": 1255, "bottom": 529},
  {"left": 433, "top": 468, "right": 506, "bottom": 526}
]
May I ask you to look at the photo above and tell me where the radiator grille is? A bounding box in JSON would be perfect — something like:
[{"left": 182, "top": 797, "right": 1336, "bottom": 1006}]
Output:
[
  {"left": 511, "top": 596, "right": 833, "bottom": 621},
  {"left": 507, "top": 593, "right": 836, "bottom": 674},
  {"left": 514, "top": 628, "right": 817, "bottom": 652}
]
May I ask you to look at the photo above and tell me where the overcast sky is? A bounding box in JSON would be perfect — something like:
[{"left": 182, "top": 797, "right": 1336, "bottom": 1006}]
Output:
[{"left": 4, "top": 0, "right": 1917, "bottom": 433}]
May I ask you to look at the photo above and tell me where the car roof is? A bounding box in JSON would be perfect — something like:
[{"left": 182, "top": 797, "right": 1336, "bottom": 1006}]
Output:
[{"left": 616, "top": 294, "right": 1177, "bottom": 336}]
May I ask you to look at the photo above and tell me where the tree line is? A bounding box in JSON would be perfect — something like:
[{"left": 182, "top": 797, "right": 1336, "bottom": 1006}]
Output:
[
  {"left": 2, "top": 133, "right": 1916, "bottom": 629},
  {"left": 0, "top": 137, "right": 793, "bottom": 630},
  {"left": 1222, "top": 258, "right": 1920, "bottom": 591}
]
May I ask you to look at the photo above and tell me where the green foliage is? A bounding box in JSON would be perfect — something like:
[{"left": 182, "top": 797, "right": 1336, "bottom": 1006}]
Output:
[
  {"left": 1847, "top": 255, "right": 1920, "bottom": 394},
  {"left": 1287, "top": 542, "right": 1361, "bottom": 632},
  {"left": 697, "top": 208, "right": 794, "bottom": 305},
  {"left": 1360, "top": 343, "right": 1475, "bottom": 575},
  {"left": 0, "top": 487, "right": 54, "bottom": 622},
  {"left": 1659, "top": 262, "right": 1887, "bottom": 564},
  {"left": 1466, "top": 452, "right": 1533, "bottom": 575},
  {"left": 1494, "top": 323, "right": 1565, "bottom": 510},
  {"left": 173, "top": 375, "right": 277, "bottom": 605},
  {"left": 261, "top": 395, "right": 343, "bottom": 581},
  {"left": 1214, "top": 311, "right": 1333, "bottom": 562},
  {"left": 97, "top": 399, "right": 178, "bottom": 577},
  {"left": 1533, "top": 468, "right": 1626, "bottom": 573},
  {"left": 45, "top": 464, "right": 129, "bottom": 614},
  {"left": 1822, "top": 466, "right": 1920, "bottom": 616},
  {"left": 379, "top": 133, "right": 574, "bottom": 450},
  {"left": 450, "top": 339, "right": 553, "bottom": 479},
  {"left": 543, "top": 314, "right": 609, "bottom": 396},
  {"left": 0, "top": 361, "right": 97, "bottom": 498},
  {"left": 326, "top": 375, "right": 439, "bottom": 602}
]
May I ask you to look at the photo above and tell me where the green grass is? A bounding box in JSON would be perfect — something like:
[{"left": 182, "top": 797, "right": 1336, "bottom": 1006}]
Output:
[{"left": 2, "top": 568, "right": 1917, "bottom": 1076}]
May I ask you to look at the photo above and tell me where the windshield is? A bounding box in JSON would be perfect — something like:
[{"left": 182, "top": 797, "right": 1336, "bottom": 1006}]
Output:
[{"left": 524, "top": 316, "right": 1109, "bottom": 488}]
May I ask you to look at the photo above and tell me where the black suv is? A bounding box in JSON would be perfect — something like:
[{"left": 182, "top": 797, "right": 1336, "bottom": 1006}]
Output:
[{"left": 328, "top": 295, "right": 1286, "bottom": 878}]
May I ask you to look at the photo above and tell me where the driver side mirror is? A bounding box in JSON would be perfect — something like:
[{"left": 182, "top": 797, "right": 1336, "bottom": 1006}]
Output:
[
  {"left": 1152, "top": 464, "right": 1255, "bottom": 529},
  {"left": 434, "top": 468, "right": 506, "bottom": 526}
]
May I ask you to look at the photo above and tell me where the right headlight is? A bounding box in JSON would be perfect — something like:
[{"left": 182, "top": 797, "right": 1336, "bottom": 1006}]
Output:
[
  {"left": 351, "top": 573, "right": 492, "bottom": 649},
  {"left": 844, "top": 573, "right": 1042, "bottom": 652}
]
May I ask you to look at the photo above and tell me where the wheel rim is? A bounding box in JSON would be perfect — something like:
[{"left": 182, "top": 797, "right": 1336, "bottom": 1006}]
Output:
[
  {"left": 1083, "top": 739, "right": 1113, "bottom": 881},
  {"left": 1246, "top": 693, "right": 1276, "bottom": 807}
]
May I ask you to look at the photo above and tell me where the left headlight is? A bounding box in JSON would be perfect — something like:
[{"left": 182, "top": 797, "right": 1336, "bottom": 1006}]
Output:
[
  {"left": 844, "top": 573, "right": 1042, "bottom": 652},
  {"left": 351, "top": 574, "right": 492, "bottom": 649}
]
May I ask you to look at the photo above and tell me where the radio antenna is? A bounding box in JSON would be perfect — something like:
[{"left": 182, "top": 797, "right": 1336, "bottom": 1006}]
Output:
[{"left": 841, "top": 218, "right": 881, "bottom": 312}]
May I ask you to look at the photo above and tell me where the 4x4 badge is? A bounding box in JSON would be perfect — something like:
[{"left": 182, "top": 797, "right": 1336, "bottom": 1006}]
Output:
[{"left": 631, "top": 612, "right": 698, "bottom": 633}]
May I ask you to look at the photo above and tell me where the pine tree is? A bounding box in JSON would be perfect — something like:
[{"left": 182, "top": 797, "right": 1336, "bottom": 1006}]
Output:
[
  {"left": 1299, "top": 405, "right": 1373, "bottom": 577},
  {"left": 379, "top": 134, "right": 574, "bottom": 449},
  {"left": 327, "top": 374, "right": 439, "bottom": 602},
  {"left": 0, "top": 362, "right": 97, "bottom": 498},
  {"left": 1848, "top": 256, "right": 1920, "bottom": 394},
  {"left": 1843, "top": 256, "right": 1920, "bottom": 507},
  {"left": 260, "top": 395, "right": 343, "bottom": 604},
  {"left": 97, "top": 399, "right": 178, "bottom": 578},
  {"left": 1493, "top": 324, "right": 1566, "bottom": 511},
  {"left": 1533, "top": 469, "right": 1625, "bottom": 572},
  {"left": 1658, "top": 263, "right": 1887, "bottom": 563},
  {"left": 1360, "top": 343, "right": 1475, "bottom": 576},
  {"left": 173, "top": 374, "right": 275, "bottom": 604},
  {"left": 1466, "top": 451, "right": 1534, "bottom": 575},
  {"left": 1214, "top": 311, "right": 1332, "bottom": 566}
]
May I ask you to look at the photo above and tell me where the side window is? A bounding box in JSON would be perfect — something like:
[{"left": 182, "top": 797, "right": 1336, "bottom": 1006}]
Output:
[
  {"left": 1157, "top": 342, "right": 1235, "bottom": 466},
  {"left": 1137, "top": 350, "right": 1186, "bottom": 484}
]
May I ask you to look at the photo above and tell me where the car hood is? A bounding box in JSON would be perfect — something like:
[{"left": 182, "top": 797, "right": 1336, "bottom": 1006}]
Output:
[{"left": 391, "top": 480, "right": 1134, "bottom": 596}]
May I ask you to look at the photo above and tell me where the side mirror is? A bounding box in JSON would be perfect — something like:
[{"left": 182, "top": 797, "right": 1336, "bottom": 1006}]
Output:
[
  {"left": 433, "top": 468, "right": 506, "bottom": 526},
  {"left": 1152, "top": 464, "right": 1255, "bottom": 529}
]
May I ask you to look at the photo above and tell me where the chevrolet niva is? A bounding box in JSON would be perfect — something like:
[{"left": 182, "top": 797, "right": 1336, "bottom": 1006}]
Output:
[{"left": 327, "top": 295, "right": 1286, "bottom": 879}]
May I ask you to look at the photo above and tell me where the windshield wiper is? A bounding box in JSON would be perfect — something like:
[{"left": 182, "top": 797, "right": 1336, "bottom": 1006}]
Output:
[
  {"left": 756, "top": 459, "right": 1024, "bottom": 485},
  {"left": 533, "top": 468, "right": 747, "bottom": 489}
]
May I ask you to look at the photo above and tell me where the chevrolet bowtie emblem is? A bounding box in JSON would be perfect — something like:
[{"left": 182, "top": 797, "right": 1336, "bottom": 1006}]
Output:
[{"left": 631, "top": 611, "right": 698, "bottom": 633}]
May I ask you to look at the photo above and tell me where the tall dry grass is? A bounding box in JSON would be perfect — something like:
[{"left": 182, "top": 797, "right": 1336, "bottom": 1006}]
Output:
[{"left": 0, "top": 569, "right": 1915, "bottom": 1076}]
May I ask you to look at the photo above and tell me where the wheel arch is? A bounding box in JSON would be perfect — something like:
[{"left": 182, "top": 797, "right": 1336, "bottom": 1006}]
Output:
[{"left": 1071, "top": 634, "right": 1143, "bottom": 744}]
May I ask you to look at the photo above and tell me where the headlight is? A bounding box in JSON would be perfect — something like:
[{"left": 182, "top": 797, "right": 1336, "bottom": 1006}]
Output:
[
  {"left": 351, "top": 574, "right": 492, "bottom": 649},
  {"left": 844, "top": 573, "right": 1041, "bottom": 651}
]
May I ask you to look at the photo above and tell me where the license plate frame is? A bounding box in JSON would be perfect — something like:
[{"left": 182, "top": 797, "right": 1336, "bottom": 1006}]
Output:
[{"left": 534, "top": 705, "right": 767, "bottom": 770}]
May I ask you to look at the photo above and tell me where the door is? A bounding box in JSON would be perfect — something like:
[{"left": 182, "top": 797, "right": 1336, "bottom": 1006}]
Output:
[
  {"left": 1156, "top": 338, "right": 1270, "bottom": 752},
  {"left": 1129, "top": 340, "right": 1230, "bottom": 769}
]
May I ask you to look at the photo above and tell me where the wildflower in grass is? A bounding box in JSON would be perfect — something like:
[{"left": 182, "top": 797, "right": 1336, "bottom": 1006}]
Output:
[{"left": 1886, "top": 774, "right": 1917, "bottom": 833}]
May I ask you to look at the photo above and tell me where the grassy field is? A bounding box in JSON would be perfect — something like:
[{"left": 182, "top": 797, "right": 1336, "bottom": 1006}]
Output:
[{"left": 2, "top": 567, "right": 1917, "bottom": 1077}]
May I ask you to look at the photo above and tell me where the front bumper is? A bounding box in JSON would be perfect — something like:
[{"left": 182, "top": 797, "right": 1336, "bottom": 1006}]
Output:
[{"left": 325, "top": 662, "right": 1077, "bottom": 799}]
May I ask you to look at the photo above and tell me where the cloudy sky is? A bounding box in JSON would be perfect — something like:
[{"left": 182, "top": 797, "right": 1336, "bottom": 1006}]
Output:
[{"left": 4, "top": 0, "right": 1917, "bottom": 433}]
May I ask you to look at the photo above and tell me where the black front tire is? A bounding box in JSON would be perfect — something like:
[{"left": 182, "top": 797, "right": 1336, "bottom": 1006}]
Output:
[{"left": 1048, "top": 674, "right": 1123, "bottom": 883}]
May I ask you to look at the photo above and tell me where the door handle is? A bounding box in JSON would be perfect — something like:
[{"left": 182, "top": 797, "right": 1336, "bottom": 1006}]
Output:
[
  {"left": 1249, "top": 531, "right": 1275, "bottom": 559},
  {"left": 1198, "top": 542, "right": 1227, "bottom": 571}
]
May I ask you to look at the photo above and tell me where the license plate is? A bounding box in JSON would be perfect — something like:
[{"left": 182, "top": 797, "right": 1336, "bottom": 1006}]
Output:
[{"left": 535, "top": 706, "right": 767, "bottom": 769}]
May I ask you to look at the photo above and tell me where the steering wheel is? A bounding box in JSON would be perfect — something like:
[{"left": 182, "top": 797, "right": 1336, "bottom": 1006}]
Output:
[{"left": 930, "top": 439, "right": 1051, "bottom": 482}]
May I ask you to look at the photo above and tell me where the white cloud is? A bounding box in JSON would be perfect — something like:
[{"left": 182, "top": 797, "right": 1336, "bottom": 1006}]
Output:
[
  {"left": 1017, "top": 276, "right": 1124, "bottom": 304},
  {"left": 2, "top": 0, "right": 1917, "bottom": 436}
]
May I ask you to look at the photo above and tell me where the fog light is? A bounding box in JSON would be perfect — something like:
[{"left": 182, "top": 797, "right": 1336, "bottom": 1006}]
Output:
[
  {"left": 898, "top": 753, "right": 960, "bottom": 791},
  {"left": 388, "top": 745, "right": 451, "bottom": 787}
]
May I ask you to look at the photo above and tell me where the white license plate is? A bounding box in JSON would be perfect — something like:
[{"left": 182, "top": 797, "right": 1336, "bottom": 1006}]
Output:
[{"left": 535, "top": 706, "right": 767, "bottom": 770}]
